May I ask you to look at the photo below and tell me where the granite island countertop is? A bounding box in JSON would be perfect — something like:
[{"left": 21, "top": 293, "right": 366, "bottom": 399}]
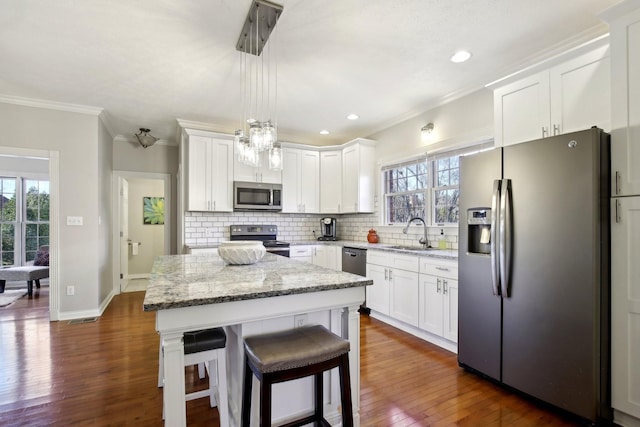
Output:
[{"left": 143, "top": 252, "right": 372, "bottom": 311}]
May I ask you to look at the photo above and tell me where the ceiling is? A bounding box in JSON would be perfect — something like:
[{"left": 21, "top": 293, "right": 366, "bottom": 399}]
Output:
[{"left": 0, "top": 0, "right": 620, "bottom": 146}]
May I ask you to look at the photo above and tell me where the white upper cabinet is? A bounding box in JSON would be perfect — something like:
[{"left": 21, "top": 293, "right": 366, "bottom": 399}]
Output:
[
  {"left": 494, "top": 43, "right": 610, "bottom": 147},
  {"left": 233, "top": 147, "right": 282, "bottom": 184},
  {"left": 282, "top": 147, "right": 319, "bottom": 213},
  {"left": 494, "top": 71, "right": 551, "bottom": 147},
  {"left": 320, "top": 150, "right": 342, "bottom": 214},
  {"left": 605, "top": 3, "right": 640, "bottom": 197},
  {"left": 186, "top": 133, "right": 233, "bottom": 212},
  {"left": 341, "top": 139, "right": 376, "bottom": 213}
]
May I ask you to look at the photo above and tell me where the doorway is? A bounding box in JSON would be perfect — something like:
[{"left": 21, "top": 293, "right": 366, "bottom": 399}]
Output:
[
  {"left": 112, "top": 171, "right": 171, "bottom": 294},
  {"left": 0, "top": 147, "right": 59, "bottom": 320}
]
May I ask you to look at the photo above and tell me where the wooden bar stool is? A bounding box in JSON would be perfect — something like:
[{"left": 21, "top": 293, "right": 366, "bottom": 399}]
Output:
[
  {"left": 158, "top": 328, "right": 229, "bottom": 426},
  {"left": 241, "top": 324, "right": 353, "bottom": 427}
]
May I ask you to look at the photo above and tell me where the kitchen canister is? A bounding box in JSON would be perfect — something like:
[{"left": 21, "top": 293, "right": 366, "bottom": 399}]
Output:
[{"left": 367, "top": 229, "right": 379, "bottom": 243}]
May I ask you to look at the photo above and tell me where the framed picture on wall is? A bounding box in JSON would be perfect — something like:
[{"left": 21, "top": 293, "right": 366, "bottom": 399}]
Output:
[{"left": 143, "top": 196, "right": 165, "bottom": 225}]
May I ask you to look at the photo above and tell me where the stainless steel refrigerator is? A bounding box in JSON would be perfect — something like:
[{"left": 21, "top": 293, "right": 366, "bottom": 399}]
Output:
[{"left": 458, "top": 127, "right": 611, "bottom": 424}]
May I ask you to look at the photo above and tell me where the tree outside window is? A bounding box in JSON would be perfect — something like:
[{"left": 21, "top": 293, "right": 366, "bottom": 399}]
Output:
[{"left": 24, "top": 180, "right": 50, "bottom": 263}]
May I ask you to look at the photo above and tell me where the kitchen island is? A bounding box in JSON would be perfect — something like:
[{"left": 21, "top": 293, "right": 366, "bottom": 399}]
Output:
[{"left": 143, "top": 252, "right": 371, "bottom": 427}]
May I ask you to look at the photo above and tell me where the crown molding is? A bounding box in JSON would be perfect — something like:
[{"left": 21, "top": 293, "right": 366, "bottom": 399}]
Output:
[
  {"left": 176, "top": 119, "right": 230, "bottom": 134},
  {"left": 0, "top": 94, "right": 103, "bottom": 116}
]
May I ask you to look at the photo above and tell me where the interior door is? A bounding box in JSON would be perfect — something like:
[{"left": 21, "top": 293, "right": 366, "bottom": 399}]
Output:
[{"left": 119, "top": 178, "right": 129, "bottom": 291}]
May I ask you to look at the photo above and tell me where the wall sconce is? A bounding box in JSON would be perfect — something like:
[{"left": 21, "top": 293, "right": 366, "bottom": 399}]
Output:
[
  {"left": 135, "top": 128, "right": 159, "bottom": 148},
  {"left": 421, "top": 122, "right": 435, "bottom": 143}
]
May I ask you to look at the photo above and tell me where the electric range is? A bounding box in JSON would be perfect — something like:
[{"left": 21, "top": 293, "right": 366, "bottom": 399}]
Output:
[{"left": 229, "top": 225, "right": 290, "bottom": 257}]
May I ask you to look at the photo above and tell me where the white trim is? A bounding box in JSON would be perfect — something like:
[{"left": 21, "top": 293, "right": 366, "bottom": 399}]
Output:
[
  {"left": 49, "top": 151, "right": 60, "bottom": 321},
  {"left": 176, "top": 119, "right": 230, "bottom": 134},
  {"left": 0, "top": 94, "right": 103, "bottom": 116},
  {"left": 127, "top": 273, "right": 150, "bottom": 280},
  {"left": 614, "top": 409, "right": 640, "bottom": 427},
  {"left": 112, "top": 171, "right": 171, "bottom": 295}
]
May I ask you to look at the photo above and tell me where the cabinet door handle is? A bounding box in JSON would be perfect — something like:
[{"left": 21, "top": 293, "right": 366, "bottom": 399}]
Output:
[
  {"left": 384, "top": 268, "right": 388, "bottom": 280},
  {"left": 213, "top": 201, "right": 216, "bottom": 211},
  {"left": 542, "top": 126, "right": 548, "bottom": 138},
  {"left": 615, "top": 199, "right": 622, "bottom": 223},
  {"left": 388, "top": 269, "right": 393, "bottom": 281},
  {"left": 615, "top": 171, "right": 621, "bottom": 196},
  {"left": 443, "top": 279, "right": 448, "bottom": 295},
  {"left": 435, "top": 266, "right": 449, "bottom": 272},
  {"left": 553, "top": 124, "right": 560, "bottom": 135},
  {"left": 436, "top": 278, "right": 441, "bottom": 293}
]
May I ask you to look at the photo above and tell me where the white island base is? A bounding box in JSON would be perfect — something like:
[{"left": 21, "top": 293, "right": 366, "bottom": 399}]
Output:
[{"left": 157, "top": 287, "right": 363, "bottom": 426}]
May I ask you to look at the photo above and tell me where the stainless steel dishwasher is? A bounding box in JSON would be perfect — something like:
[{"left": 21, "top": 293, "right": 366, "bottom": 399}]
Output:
[{"left": 341, "top": 247, "right": 370, "bottom": 314}]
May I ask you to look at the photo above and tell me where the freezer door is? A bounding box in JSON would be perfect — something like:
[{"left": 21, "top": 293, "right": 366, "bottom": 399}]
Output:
[
  {"left": 501, "top": 128, "right": 605, "bottom": 421},
  {"left": 458, "top": 149, "right": 502, "bottom": 381}
]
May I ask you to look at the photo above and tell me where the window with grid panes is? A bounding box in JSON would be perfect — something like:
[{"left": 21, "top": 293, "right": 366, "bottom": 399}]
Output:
[
  {"left": 382, "top": 142, "right": 491, "bottom": 226},
  {"left": 433, "top": 156, "right": 460, "bottom": 224},
  {"left": 383, "top": 158, "right": 428, "bottom": 225}
]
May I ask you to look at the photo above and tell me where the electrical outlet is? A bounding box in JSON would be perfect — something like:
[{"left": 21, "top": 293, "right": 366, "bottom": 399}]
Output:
[
  {"left": 205, "top": 228, "right": 214, "bottom": 237},
  {"left": 66, "top": 286, "right": 75, "bottom": 296},
  {"left": 294, "top": 314, "right": 308, "bottom": 328}
]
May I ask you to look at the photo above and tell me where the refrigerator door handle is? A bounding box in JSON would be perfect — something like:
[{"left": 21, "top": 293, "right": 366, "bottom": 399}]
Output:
[
  {"left": 490, "top": 179, "right": 501, "bottom": 296},
  {"left": 499, "top": 179, "right": 512, "bottom": 298}
]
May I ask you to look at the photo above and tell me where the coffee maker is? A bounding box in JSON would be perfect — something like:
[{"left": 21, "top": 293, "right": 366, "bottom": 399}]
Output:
[{"left": 318, "top": 217, "right": 337, "bottom": 241}]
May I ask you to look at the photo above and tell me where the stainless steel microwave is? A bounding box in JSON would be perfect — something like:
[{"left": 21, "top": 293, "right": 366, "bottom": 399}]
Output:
[{"left": 233, "top": 181, "right": 282, "bottom": 211}]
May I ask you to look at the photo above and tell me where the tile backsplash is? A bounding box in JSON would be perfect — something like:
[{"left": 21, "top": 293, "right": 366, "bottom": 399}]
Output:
[{"left": 184, "top": 211, "right": 459, "bottom": 251}]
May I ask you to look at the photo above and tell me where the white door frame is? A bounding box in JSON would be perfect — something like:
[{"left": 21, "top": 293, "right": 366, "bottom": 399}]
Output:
[
  {"left": 0, "top": 147, "right": 59, "bottom": 320},
  {"left": 112, "top": 170, "right": 171, "bottom": 294}
]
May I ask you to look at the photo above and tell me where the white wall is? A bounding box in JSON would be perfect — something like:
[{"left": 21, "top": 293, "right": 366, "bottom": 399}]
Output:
[
  {"left": 127, "top": 178, "right": 164, "bottom": 274},
  {"left": 0, "top": 102, "right": 104, "bottom": 315}
]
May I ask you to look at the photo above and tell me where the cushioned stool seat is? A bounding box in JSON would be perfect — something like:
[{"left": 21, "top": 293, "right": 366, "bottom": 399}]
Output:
[
  {"left": 0, "top": 266, "right": 49, "bottom": 296},
  {"left": 158, "top": 327, "right": 229, "bottom": 426},
  {"left": 242, "top": 324, "right": 353, "bottom": 427}
]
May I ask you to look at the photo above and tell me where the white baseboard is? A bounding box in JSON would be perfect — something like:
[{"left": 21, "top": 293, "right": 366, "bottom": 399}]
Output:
[
  {"left": 369, "top": 311, "right": 457, "bottom": 354},
  {"left": 615, "top": 409, "right": 640, "bottom": 427},
  {"left": 127, "top": 273, "right": 150, "bottom": 280},
  {"left": 57, "top": 289, "right": 116, "bottom": 321}
]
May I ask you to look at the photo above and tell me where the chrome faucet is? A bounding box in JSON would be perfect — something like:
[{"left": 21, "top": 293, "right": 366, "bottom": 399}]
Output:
[{"left": 402, "top": 217, "right": 429, "bottom": 247}]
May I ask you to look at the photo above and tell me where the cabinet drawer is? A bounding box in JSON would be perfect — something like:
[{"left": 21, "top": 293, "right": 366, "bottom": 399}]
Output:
[
  {"left": 367, "top": 250, "right": 419, "bottom": 273},
  {"left": 290, "top": 246, "right": 313, "bottom": 257},
  {"left": 419, "top": 258, "right": 458, "bottom": 279}
]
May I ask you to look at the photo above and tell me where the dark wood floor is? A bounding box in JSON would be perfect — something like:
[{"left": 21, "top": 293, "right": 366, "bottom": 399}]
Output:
[{"left": 0, "top": 287, "right": 581, "bottom": 426}]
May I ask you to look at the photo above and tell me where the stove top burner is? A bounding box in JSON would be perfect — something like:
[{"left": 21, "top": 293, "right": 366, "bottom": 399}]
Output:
[{"left": 262, "top": 240, "right": 290, "bottom": 248}]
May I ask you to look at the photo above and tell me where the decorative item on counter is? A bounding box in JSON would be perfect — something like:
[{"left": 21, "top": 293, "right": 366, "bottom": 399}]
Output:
[
  {"left": 438, "top": 229, "right": 447, "bottom": 249},
  {"left": 367, "top": 229, "right": 379, "bottom": 243},
  {"left": 218, "top": 241, "right": 265, "bottom": 265}
]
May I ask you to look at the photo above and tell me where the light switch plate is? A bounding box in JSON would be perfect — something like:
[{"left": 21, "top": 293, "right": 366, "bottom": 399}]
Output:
[{"left": 67, "top": 216, "right": 83, "bottom": 226}]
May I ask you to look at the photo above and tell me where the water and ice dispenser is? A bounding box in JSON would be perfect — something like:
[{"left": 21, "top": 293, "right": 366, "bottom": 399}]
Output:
[{"left": 467, "top": 208, "right": 492, "bottom": 255}]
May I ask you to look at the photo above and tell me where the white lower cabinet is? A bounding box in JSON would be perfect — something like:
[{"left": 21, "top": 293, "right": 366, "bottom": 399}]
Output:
[
  {"left": 419, "top": 258, "right": 458, "bottom": 343},
  {"left": 366, "top": 249, "right": 459, "bottom": 351},
  {"left": 290, "top": 245, "right": 313, "bottom": 264},
  {"left": 312, "top": 245, "right": 341, "bottom": 271},
  {"left": 611, "top": 196, "right": 640, "bottom": 421},
  {"left": 366, "top": 250, "right": 420, "bottom": 325},
  {"left": 389, "top": 268, "right": 420, "bottom": 327}
]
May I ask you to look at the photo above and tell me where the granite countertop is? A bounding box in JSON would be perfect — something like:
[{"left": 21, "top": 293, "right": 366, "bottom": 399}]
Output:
[
  {"left": 143, "top": 253, "right": 372, "bottom": 311},
  {"left": 187, "top": 240, "right": 458, "bottom": 260}
]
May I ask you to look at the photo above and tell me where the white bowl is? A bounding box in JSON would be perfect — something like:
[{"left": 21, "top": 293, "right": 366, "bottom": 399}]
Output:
[{"left": 218, "top": 242, "right": 266, "bottom": 265}]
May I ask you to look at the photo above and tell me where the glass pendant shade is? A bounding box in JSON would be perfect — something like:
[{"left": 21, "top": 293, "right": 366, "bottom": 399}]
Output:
[
  {"left": 269, "top": 143, "right": 282, "bottom": 170},
  {"left": 262, "top": 120, "right": 275, "bottom": 150},
  {"left": 249, "top": 122, "right": 265, "bottom": 151}
]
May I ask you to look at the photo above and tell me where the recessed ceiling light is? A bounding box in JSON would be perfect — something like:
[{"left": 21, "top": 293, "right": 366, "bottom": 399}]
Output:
[
  {"left": 346, "top": 114, "right": 359, "bottom": 120},
  {"left": 450, "top": 50, "right": 472, "bottom": 63},
  {"left": 319, "top": 130, "right": 329, "bottom": 135}
]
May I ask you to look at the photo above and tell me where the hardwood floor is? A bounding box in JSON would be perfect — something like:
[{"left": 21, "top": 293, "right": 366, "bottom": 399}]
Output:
[{"left": 0, "top": 288, "right": 581, "bottom": 426}]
